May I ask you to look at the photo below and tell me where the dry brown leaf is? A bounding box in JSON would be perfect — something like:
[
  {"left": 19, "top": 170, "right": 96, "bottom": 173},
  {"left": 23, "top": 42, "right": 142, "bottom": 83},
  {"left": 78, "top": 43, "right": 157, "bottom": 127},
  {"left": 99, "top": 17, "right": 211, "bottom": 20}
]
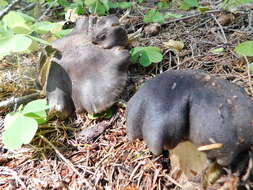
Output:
[{"left": 163, "top": 39, "right": 184, "bottom": 53}]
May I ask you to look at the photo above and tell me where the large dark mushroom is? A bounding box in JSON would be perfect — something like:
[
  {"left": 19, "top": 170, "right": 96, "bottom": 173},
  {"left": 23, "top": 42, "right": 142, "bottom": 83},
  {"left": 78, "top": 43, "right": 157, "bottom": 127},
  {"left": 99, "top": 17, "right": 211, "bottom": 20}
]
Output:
[
  {"left": 126, "top": 70, "right": 253, "bottom": 185},
  {"left": 44, "top": 15, "right": 129, "bottom": 118}
]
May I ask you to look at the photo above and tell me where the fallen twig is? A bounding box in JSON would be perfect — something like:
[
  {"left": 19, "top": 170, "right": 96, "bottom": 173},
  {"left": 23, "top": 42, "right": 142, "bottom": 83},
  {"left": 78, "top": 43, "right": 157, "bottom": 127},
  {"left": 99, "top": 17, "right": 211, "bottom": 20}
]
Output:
[
  {"left": 77, "top": 113, "right": 119, "bottom": 143},
  {"left": 0, "top": 0, "right": 22, "bottom": 20},
  {"left": 0, "top": 93, "right": 40, "bottom": 110},
  {"left": 211, "top": 13, "right": 228, "bottom": 44}
]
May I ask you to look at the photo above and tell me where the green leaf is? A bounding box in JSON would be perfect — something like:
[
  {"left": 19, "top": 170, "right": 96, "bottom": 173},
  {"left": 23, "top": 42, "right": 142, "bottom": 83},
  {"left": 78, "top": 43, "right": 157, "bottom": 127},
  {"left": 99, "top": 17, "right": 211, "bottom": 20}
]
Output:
[
  {"left": 57, "top": 0, "right": 71, "bottom": 7},
  {"left": 145, "top": 47, "right": 163, "bottom": 63},
  {"left": 0, "top": 0, "right": 8, "bottom": 10},
  {"left": 250, "top": 62, "right": 253, "bottom": 74},
  {"left": 32, "top": 22, "right": 62, "bottom": 34},
  {"left": 235, "top": 41, "right": 253, "bottom": 57},
  {"left": 117, "top": 2, "right": 133, "bottom": 9},
  {"left": 157, "top": 1, "right": 169, "bottom": 10},
  {"left": 130, "top": 47, "right": 144, "bottom": 63},
  {"left": 3, "top": 114, "right": 38, "bottom": 150},
  {"left": 28, "top": 35, "right": 51, "bottom": 45},
  {"left": 53, "top": 29, "right": 73, "bottom": 38},
  {"left": 130, "top": 46, "right": 163, "bottom": 67},
  {"left": 180, "top": 0, "right": 199, "bottom": 10},
  {"left": 209, "top": 47, "right": 224, "bottom": 54},
  {"left": 3, "top": 11, "right": 35, "bottom": 33},
  {"left": 139, "top": 51, "right": 151, "bottom": 67},
  {"left": 22, "top": 99, "right": 49, "bottom": 124},
  {"left": 85, "top": 0, "right": 107, "bottom": 16},
  {"left": 0, "top": 34, "right": 32, "bottom": 54},
  {"left": 22, "top": 99, "right": 49, "bottom": 113},
  {"left": 143, "top": 9, "right": 165, "bottom": 24}
]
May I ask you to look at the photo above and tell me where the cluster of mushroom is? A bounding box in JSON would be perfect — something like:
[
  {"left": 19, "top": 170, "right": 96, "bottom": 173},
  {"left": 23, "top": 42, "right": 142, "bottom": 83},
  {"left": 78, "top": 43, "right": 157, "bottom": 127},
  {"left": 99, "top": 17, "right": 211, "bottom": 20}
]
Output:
[{"left": 44, "top": 15, "right": 253, "bottom": 185}]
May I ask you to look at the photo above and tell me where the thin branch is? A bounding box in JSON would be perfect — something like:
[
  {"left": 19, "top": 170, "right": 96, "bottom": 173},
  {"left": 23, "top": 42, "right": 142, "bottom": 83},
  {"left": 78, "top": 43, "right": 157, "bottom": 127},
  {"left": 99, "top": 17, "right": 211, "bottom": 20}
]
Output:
[
  {"left": 0, "top": 0, "right": 22, "bottom": 20},
  {"left": 0, "top": 93, "right": 40, "bottom": 110},
  {"left": 211, "top": 13, "right": 228, "bottom": 44}
]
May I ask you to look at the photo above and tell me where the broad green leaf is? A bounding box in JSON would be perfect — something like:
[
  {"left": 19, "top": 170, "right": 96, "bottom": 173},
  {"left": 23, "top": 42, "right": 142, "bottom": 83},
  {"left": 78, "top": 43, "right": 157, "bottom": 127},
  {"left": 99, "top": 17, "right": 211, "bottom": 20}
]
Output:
[
  {"left": 250, "top": 62, "right": 253, "bottom": 74},
  {"left": 180, "top": 0, "right": 199, "bottom": 10},
  {"left": 130, "top": 46, "right": 163, "bottom": 67},
  {"left": 32, "top": 22, "right": 62, "bottom": 34},
  {"left": 130, "top": 47, "right": 144, "bottom": 56},
  {"left": 53, "top": 29, "right": 73, "bottom": 38},
  {"left": 3, "top": 11, "right": 26, "bottom": 29},
  {"left": 0, "top": 34, "right": 32, "bottom": 54},
  {"left": 139, "top": 51, "right": 151, "bottom": 67},
  {"left": 12, "top": 23, "right": 32, "bottom": 34},
  {"left": 3, "top": 115, "right": 38, "bottom": 150},
  {"left": 57, "top": 0, "right": 71, "bottom": 7},
  {"left": 22, "top": 99, "right": 49, "bottom": 124},
  {"left": 85, "top": 0, "right": 107, "bottom": 16},
  {"left": 28, "top": 35, "right": 51, "bottom": 45},
  {"left": 209, "top": 47, "right": 224, "bottom": 54},
  {"left": 235, "top": 41, "right": 253, "bottom": 57},
  {"left": 157, "top": 1, "right": 169, "bottom": 10},
  {"left": 22, "top": 99, "right": 49, "bottom": 114},
  {"left": 85, "top": 0, "right": 96, "bottom": 6},
  {"left": 117, "top": 2, "right": 133, "bottom": 9},
  {"left": 101, "top": 0, "right": 110, "bottom": 11},
  {"left": 144, "top": 9, "right": 165, "bottom": 24},
  {"left": 16, "top": 12, "right": 36, "bottom": 23},
  {"left": 0, "top": 0, "right": 8, "bottom": 9},
  {"left": 130, "top": 47, "right": 144, "bottom": 63},
  {"left": 145, "top": 47, "right": 163, "bottom": 63}
]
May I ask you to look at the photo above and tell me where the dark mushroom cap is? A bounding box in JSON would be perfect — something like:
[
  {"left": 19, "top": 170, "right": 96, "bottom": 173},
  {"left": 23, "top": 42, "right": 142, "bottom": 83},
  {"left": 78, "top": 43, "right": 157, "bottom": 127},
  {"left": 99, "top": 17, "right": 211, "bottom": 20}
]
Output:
[
  {"left": 46, "top": 15, "right": 129, "bottom": 117},
  {"left": 126, "top": 70, "right": 253, "bottom": 166}
]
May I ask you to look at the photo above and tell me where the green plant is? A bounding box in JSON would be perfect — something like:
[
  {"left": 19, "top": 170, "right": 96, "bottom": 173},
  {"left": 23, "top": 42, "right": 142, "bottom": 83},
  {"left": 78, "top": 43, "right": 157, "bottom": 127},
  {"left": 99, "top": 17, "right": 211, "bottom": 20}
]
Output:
[
  {"left": 0, "top": 11, "right": 71, "bottom": 60},
  {"left": 2, "top": 99, "right": 49, "bottom": 150},
  {"left": 235, "top": 41, "right": 253, "bottom": 74},
  {"left": 130, "top": 46, "right": 163, "bottom": 67},
  {"left": 179, "top": 0, "right": 199, "bottom": 10},
  {"left": 143, "top": 9, "right": 165, "bottom": 24},
  {"left": 84, "top": 0, "right": 134, "bottom": 16},
  {"left": 235, "top": 41, "right": 253, "bottom": 57}
]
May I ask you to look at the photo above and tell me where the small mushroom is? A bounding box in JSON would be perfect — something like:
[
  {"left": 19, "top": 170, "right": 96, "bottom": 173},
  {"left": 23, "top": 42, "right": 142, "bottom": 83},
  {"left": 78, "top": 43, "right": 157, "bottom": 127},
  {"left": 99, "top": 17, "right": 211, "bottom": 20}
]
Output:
[
  {"left": 44, "top": 15, "right": 129, "bottom": 118},
  {"left": 126, "top": 70, "right": 253, "bottom": 185}
]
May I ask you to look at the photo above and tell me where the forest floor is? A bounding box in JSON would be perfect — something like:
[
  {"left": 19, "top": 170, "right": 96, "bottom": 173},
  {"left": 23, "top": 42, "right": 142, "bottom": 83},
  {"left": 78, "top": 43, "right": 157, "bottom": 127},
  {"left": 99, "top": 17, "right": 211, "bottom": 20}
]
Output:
[{"left": 0, "top": 1, "right": 253, "bottom": 190}]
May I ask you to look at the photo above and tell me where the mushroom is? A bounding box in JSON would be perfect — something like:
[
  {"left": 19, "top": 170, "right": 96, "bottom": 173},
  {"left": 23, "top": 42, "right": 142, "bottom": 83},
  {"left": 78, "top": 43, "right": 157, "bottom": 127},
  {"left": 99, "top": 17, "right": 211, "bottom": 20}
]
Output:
[
  {"left": 126, "top": 70, "right": 253, "bottom": 186},
  {"left": 43, "top": 15, "right": 129, "bottom": 118}
]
